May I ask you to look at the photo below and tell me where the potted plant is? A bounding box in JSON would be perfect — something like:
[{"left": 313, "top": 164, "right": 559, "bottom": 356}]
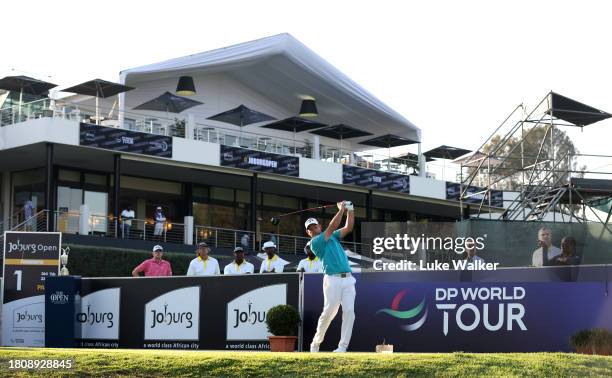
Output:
[
  {"left": 266, "top": 304, "right": 301, "bottom": 352},
  {"left": 570, "top": 328, "right": 612, "bottom": 355}
]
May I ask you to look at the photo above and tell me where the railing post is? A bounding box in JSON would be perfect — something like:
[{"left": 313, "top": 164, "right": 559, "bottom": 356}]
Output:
[
  {"left": 215, "top": 230, "right": 218, "bottom": 247},
  {"left": 143, "top": 221, "right": 146, "bottom": 240},
  {"left": 294, "top": 238, "right": 297, "bottom": 255}
]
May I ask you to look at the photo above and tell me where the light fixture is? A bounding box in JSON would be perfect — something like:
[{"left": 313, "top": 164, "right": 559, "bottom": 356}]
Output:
[
  {"left": 176, "top": 76, "right": 196, "bottom": 96},
  {"left": 299, "top": 96, "right": 318, "bottom": 117}
]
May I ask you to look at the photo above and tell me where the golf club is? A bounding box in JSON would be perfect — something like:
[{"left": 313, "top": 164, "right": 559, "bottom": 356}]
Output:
[{"left": 270, "top": 203, "right": 339, "bottom": 225}]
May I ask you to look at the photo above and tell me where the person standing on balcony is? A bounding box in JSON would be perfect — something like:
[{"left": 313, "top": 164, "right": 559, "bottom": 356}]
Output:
[
  {"left": 132, "top": 245, "right": 172, "bottom": 277},
  {"left": 187, "top": 242, "right": 220, "bottom": 276},
  {"left": 259, "top": 241, "right": 285, "bottom": 273},
  {"left": 120, "top": 206, "right": 135, "bottom": 239},
  {"left": 297, "top": 241, "right": 323, "bottom": 273},
  {"left": 224, "top": 246, "right": 254, "bottom": 274},
  {"left": 305, "top": 201, "right": 355, "bottom": 353},
  {"left": 240, "top": 233, "right": 250, "bottom": 253},
  {"left": 23, "top": 199, "right": 34, "bottom": 231},
  {"left": 153, "top": 206, "right": 166, "bottom": 241}
]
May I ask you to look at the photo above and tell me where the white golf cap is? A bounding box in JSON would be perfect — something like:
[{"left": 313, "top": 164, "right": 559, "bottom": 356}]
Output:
[
  {"left": 263, "top": 241, "right": 276, "bottom": 250},
  {"left": 153, "top": 245, "right": 163, "bottom": 252},
  {"left": 156, "top": 206, "right": 162, "bottom": 210},
  {"left": 305, "top": 218, "right": 319, "bottom": 229}
]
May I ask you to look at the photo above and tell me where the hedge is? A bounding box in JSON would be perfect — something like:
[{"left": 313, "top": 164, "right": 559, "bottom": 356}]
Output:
[{"left": 66, "top": 244, "right": 195, "bottom": 277}]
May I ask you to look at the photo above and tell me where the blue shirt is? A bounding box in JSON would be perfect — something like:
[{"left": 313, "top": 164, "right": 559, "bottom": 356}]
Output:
[{"left": 310, "top": 230, "right": 351, "bottom": 275}]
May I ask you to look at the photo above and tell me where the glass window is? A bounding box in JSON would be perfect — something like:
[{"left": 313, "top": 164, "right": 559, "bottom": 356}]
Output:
[
  {"left": 211, "top": 187, "right": 233, "bottom": 201},
  {"left": 58, "top": 169, "right": 80, "bottom": 183},
  {"left": 12, "top": 168, "right": 45, "bottom": 221}
]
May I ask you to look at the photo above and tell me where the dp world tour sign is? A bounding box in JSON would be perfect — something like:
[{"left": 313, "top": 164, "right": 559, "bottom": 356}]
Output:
[
  {"left": 343, "top": 165, "right": 410, "bottom": 193},
  {"left": 2, "top": 232, "right": 61, "bottom": 347},
  {"left": 220, "top": 146, "right": 299, "bottom": 177},
  {"left": 79, "top": 123, "right": 172, "bottom": 158}
]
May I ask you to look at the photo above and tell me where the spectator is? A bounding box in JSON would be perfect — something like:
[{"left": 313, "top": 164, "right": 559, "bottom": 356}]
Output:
[
  {"left": 132, "top": 245, "right": 172, "bottom": 277},
  {"left": 553, "top": 236, "right": 581, "bottom": 266},
  {"left": 120, "top": 206, "right": 135, "bottom": 239},
  {"left": 224, "top": 246, "right": 254, "bottom": 275},
  {"left": 531, "top": 227, "right": 561, "bottom": 267},
  {"left": 23, "top": 199, "right": 34, "bottom": 231},
  {"left": 297, "top": 241, "right": 323, "bottom": 273},
  {"left": 464, "top": 240, "right": 484, "bottom": 263},
  {"left": 259, "top": 241, "right": 285, "bottom": 273},
  {"left": 240, "top": 233, "right": 250, "bottom": 253},
  {"left": 187, "top": 242, "right": 220, "bottom": 276},
  {"left": 153, "top": 206, "right": 166, "bottom": 240}
]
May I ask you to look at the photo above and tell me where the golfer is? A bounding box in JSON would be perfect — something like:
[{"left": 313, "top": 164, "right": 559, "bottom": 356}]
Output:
[{"left": 305, "top": 200, "right": 355, "bottom": 353}]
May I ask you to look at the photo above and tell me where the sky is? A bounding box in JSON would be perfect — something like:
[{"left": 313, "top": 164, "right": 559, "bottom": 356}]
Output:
[{"left": 3, "top": 0, "right": 611, "bottom": 177}]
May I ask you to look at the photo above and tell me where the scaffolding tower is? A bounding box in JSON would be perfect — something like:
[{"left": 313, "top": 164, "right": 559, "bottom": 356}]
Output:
[{"left": 459, "top": 91, "right": 612, "bottom": 225}]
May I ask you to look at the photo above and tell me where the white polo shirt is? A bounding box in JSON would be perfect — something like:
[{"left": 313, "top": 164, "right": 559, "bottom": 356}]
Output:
[
  {"left": 187, "top": 256, "right": 220, "bottom": 276},
  {"left": 297, "top": 257, "right": 323, "bottom": 273},
  {"left": 531, "top": 246, "right": 561, "bottom": 267},
  {"left": 224, "top": 261, "right": 255, "bottom": 275},
  {"left": 259, "top": 255, "right": 285, "bottom": 273}
]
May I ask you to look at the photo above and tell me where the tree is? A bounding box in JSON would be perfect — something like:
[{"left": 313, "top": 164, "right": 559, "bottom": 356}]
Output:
[{"left": 469, "top": 125, "right": 580, "bottom": 191}]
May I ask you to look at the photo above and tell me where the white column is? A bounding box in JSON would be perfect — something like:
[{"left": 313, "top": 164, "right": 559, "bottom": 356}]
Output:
[
  {"left": 118, "top": 72, "right": 127, "bottom": 128},
  {"left": 312, "top": 135, "right": 320, "bottom": 160},
  {"left": 186, "top": 114, "right": 195, "bottom": 139},
  {"left": 418, "top": 142, "right": 426, "bottom": 177},
  {"left": 79, "top": 204, "right": 90, "bottom": 235},
  {"left": 184, "top": 215, "right": 194, "bottom": 245}
]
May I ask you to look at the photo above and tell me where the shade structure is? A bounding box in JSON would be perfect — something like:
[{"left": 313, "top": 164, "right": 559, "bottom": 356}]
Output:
[
  {"left": 63, "top": 79, "right": 134, "bottom": 125},
  {"left": 548, "top": 92, "right": 612, "bottom": 127},
  {"left": 134, "top": 91, "right": 203, "bottom": 114},
  {"left": 0, "top": 75, "right": 57, "bottom": 120},
  {"left": 261, "top": 116, "right": 327, "bottom": 152},
  {"left": 309, "top": 124, "right": 372, "bottom": 140},
  {"left": 453, "top": 151, "right": 502, "bottom": 168},
  {"left": 207, "top": 104, "right": 275, "bottom": 127},
  {"left": 0, "top": 75, "right": 57, "bottom": 95},
  {"left": 424, "top": 145, "right": 471, "bottom": 160},
  {"left": 358, "top": 134, "right": 418, "bottom": 148}
]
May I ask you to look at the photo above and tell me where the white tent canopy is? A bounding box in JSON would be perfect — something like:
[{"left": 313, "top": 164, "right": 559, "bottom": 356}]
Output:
[{"left": 119, "top": 33, "right": 420, "bottom": 144}]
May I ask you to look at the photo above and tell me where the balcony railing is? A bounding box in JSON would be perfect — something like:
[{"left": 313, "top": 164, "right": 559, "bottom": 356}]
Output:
[{"left": 0, "top": 98, "right": 432, "bottom": 176}]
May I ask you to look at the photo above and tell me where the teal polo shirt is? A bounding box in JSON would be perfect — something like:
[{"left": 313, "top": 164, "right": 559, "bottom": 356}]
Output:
[{"left": 310, "top": 230, "right": 351, "bottom": 275}]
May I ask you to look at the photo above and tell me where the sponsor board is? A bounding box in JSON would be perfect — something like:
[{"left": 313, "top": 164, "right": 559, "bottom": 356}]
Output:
[
  {"left": 226, "top": 284, "right": 287, "bottom": 341},
  {"left": 446, "top": 182, "right": 503, "bottom": 207},
  {"left": 343, "top": 165, "right": 410, "bottom": 193},
  {"left": 3, "top": 232, "right": 61, "bottom": 346},
  {"left": 79, "top": 123, "right": 172, "bottom": 157},
  {"left": 77, "top": 288, "right": 121, "bottom": 341},
  {"left": 220, "top": 145, "right": 299, "bottom": 176},
  {"left": 303, "top": 270, "right": 612, "bottom": 352},
  {"left": 144, "top": 286, "right": 200, "bottom": 341}
]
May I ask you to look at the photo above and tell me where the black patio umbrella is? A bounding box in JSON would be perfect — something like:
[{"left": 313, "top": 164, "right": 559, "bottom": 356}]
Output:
[
  {"left": 207, "top": 104, "right": 276, "bottom": 142},
  {"left": 310, "top": 124, "right": 372, "bottom": 159},
  {"left": 423, "top": 145, "right": 471, "bottom": 160},
  {"left": 63, "top": 79, "right": 134, "bottom": 125},
  {"left": 359, "top": 134, "right": 419, "bottom": 171},
  {"left": 134, "top": 91, "right": 203, "bottom": 114},
  {"left": 262, "top": 116, "right": 327, "bottom": 151},
  {"left": 0, "top": 75, "right": 57, "bottom": 120}
]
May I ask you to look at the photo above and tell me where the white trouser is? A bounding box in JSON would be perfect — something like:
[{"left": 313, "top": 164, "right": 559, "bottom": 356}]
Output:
[{"left": 311, "top": 274, "right": 356, "bottom": 350}]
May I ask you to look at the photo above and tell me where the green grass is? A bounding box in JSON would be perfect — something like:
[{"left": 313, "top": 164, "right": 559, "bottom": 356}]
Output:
[{"left": 0, "top": 348, "right": 611, "bottom": 377}]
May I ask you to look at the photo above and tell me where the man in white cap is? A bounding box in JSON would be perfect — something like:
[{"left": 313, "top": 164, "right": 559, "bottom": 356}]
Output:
[
  {"left": 305, "top": 200, "right": 355, "bottom": 353},
  {"left": 297, "top": 241, "right": 323, "bottom": 273},
  {"left": 187, "top": 242, "right": 220, "bottom": 276},
  {"left": 224, "top": 246, "right": 254, "bottom": 275},
  {"left": 153, "top": 206, "right": 166, "bottom": 240},
  {"left": 259, "top": 241, "right": 284, "bottom": 273}
]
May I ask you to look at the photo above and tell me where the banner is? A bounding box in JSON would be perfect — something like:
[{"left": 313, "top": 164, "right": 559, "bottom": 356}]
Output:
[
  {"left": 47, "top": 273, "right": 300, "bottom": 350},
  {"left": 343, "top": 166, "right": 410, "bottom": 193},
  {"left": 2, "top": 232, "right": 61, "bottom": 346},
  {"left": 220, "top": 146, "right": 299, "bottom": 177},
  {"left": 79, "top": 123, "right": 172, "bottom": 158},
  {"left": 446, "top": 182, "right": 503, "bottom": 207},
  {"left": 302, "top": 269, "right": 612, "bottom": 352}
]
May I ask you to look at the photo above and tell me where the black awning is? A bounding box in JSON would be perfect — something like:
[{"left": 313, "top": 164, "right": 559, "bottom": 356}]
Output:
[
  {"left": 261, "top": 116, "right": 327, "bottom": 133},
  {"left": 424, "top": 145, "right": 471, "bottom": 160},
  {"left": 549, "top": 92, "right": 612, "bottom": 126},
  {"left": 133, "top": 91, "right": 203, "bottom": 113},
  {"left": 63, "top": 79, "right": 133, "bottom": 98},
  {"left": 0, "top": 75, "right": 57, "bottom": 95},
  {"left": 207, "top": 104, "right": 276, "bottom": 126},
  {"left": 359, "top": 134, "right": 419, "bottom": 148},
  {"left": 309, "top": 124, "right": 372, "bottom": 139}
]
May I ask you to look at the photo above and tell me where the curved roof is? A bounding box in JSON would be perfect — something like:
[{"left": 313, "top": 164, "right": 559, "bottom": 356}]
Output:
[{"left": 120, "top": 33, "right": 420, "bottom": 142}]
